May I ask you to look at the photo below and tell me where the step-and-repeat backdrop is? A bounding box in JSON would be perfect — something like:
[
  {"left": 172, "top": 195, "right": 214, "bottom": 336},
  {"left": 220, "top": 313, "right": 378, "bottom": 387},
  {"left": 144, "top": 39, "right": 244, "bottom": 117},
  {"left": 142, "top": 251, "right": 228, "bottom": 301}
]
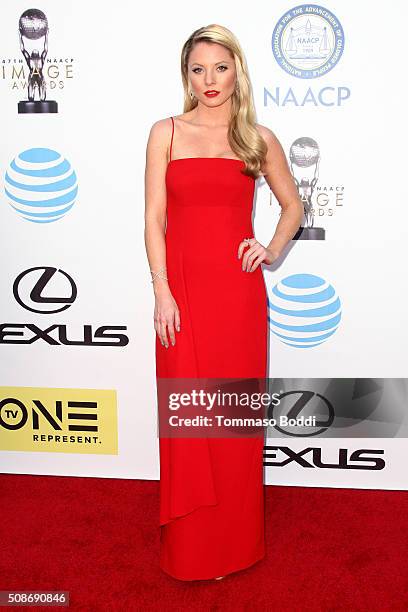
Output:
[{"left": 1, "top": 1, "right": 407, "bottom": 490}]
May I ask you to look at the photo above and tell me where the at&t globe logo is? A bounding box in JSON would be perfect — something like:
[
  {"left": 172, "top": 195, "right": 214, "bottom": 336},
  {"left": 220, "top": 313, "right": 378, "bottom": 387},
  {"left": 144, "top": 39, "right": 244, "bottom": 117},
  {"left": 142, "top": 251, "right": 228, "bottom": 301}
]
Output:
[
  {"left": 4, "top": 147, "right": 78, "bottom": 222},
  {"left": 268, "top": 273, "right": 342, "bottom": 348}
]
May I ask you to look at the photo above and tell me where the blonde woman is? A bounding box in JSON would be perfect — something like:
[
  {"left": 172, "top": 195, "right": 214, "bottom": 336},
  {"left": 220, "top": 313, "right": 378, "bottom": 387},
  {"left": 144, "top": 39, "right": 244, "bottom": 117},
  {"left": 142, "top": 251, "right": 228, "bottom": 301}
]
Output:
[{"left": 144, "top": 24, "right": 303, "bottom": 581}]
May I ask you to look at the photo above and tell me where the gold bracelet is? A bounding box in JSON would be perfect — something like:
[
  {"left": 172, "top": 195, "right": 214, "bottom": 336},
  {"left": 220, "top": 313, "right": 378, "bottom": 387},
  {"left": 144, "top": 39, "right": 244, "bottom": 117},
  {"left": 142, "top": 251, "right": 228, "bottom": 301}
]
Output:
[{"left": 150, "top": 266, "right": 168, "bottom": 283}]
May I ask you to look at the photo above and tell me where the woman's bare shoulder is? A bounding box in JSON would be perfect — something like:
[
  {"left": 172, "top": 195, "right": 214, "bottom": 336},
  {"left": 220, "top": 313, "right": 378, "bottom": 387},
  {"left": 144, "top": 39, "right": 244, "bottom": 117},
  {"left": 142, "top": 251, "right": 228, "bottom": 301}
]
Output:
[
  {"left": 147, "top": 112, "right": 196, "bottom": 149},
  {"left": 255, "top": 123, "right": 280, "bottom": 146},
  {"left": 150, "top": 111, "right": 193, "bottom": 129},
  {"left": 148, "top": 116, "right": 172, "bottom": 138},
  {"left": 145, "top": 117, "right": 174, "bottom": 160}
]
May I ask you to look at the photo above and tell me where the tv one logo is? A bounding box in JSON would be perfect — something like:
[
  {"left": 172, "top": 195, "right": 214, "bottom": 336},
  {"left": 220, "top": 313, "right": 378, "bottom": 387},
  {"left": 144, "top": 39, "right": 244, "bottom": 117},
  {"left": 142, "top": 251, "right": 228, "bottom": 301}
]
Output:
[
  {"left": 0, "top": 388, "right": 118, "bottom": 454},
  {"left": 1, "top": 397, "right": 99, "bottom": 432}
]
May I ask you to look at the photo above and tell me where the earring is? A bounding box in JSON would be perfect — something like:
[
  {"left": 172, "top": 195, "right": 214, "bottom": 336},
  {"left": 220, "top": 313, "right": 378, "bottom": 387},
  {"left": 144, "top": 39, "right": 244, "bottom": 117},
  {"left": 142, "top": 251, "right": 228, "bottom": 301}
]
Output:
[{"left": 189, "top": 90, "right": 195, "bottom": 99}]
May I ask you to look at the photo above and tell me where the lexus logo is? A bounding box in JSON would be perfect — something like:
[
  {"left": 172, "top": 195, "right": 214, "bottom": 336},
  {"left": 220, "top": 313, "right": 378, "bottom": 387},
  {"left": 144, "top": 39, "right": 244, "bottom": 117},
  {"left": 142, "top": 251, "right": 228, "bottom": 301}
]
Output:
[
  {"left": 13, "top": 266, "right": 77, "bottom": 314},
  {"left": 269, "top": 390, "right": 335, "bottom": 437},
  {"left": 263, "top": 447, "right": 385, "bottom": 471},
  {"left": 2, "top": 266, "right": 129, "bottom": 347}
]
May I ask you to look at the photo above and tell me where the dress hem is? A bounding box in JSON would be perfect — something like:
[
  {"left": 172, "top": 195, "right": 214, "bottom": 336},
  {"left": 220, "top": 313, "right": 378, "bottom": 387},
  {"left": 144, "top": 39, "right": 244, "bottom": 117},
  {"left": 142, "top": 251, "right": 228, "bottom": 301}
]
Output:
[{"left": 159, "top": 548, "right": 266, "bottom": 582}]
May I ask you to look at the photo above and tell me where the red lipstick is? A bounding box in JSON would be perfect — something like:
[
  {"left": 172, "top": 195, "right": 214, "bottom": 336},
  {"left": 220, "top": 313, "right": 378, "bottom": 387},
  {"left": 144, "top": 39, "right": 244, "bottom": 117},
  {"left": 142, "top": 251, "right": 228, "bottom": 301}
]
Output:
[{"left": 204, "top": 90, "right": 220, "bottom": 97}]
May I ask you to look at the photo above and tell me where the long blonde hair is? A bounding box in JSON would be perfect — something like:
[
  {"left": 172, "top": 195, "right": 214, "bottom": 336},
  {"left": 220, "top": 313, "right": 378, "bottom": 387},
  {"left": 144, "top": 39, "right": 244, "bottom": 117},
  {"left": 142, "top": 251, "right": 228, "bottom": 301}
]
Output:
[{"left": 180, "top": 24, "right": 267, "bottom": 179}]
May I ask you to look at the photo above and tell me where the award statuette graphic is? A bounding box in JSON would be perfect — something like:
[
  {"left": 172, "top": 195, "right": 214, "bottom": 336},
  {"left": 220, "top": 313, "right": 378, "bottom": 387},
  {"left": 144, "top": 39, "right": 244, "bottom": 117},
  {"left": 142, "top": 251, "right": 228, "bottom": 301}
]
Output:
[
  {"left": 290, "top": 137, "right": 325, "bottom": 241},
  {"left": 18, "top": 9, "right": 58, "bottom": 113}
]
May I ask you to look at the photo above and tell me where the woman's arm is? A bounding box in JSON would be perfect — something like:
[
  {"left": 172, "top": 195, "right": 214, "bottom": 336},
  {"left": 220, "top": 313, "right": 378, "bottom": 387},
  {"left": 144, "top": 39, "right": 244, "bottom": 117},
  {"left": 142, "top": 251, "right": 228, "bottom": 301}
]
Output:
[
  {"left": 257, "top": 124, "right": 304, "bottom": 258},
  {"left": 238, "top": 125, "right": 304, "bottom": 272},
  {"left": 144, "top": 119, "right": 180, "bottom": 348}
]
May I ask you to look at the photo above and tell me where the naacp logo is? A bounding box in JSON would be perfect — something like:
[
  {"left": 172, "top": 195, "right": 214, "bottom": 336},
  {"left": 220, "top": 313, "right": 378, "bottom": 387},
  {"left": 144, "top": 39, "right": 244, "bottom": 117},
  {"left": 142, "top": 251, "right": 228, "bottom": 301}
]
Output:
[{"left": 272, "top": 4, "right": 345, "bottom": 79}]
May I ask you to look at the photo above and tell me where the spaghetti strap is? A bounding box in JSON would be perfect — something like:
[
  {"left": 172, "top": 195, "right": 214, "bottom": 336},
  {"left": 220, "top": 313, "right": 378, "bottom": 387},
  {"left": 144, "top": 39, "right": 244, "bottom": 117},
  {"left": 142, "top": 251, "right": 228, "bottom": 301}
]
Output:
[{"left": 169, "top": 116, "right": 174, "bottom": 162}]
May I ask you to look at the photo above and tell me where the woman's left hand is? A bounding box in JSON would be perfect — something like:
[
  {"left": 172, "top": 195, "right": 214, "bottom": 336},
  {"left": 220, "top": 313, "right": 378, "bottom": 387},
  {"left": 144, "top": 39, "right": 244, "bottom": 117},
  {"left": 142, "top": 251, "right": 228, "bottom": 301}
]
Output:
[{"left": 237, "top": 238, "right": 280, "bottom": 272}]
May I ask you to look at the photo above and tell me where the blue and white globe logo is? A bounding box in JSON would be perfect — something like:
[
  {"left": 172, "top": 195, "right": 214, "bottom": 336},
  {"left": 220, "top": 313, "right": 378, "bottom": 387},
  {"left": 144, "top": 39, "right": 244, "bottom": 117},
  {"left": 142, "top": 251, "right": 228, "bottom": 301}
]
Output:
[
  {"left": 272, "top": 4, "right": 345, "bottom": 79},
  {"left": 4, "top": 148, "right": 78, "bottom": 223},
  {"left": 268, "top": 273, "right": 341, "bottom": 348}
]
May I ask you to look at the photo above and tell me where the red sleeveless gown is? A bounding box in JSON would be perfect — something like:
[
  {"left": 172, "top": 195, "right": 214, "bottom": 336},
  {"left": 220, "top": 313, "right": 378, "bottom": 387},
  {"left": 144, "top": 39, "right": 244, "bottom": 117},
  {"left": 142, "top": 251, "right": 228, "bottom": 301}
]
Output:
[{"left": 156, "top": 116, "right": 268, "bottom": 581}]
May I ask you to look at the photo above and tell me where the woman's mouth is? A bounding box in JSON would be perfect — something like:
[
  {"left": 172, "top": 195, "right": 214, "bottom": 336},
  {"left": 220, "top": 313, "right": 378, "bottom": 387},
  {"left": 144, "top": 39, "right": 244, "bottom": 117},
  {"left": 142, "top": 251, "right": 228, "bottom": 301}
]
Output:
[{"left": 204, "top": 90, "right": 220, "bottom": 97}]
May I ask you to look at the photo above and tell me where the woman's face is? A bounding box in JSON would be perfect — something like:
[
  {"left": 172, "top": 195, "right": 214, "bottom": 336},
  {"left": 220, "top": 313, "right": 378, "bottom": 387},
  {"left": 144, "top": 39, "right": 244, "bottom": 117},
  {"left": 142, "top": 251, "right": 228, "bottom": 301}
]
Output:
[{"left": 187, "top": 41, "right": 237, "bottom": 107}]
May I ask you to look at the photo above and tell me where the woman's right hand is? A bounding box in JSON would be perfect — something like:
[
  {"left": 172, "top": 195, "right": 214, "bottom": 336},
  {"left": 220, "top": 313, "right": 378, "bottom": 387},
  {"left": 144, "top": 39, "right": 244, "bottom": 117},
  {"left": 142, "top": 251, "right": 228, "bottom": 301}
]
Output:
[{"left": 154, "top": 288, "right": 180, "bottom": 348}]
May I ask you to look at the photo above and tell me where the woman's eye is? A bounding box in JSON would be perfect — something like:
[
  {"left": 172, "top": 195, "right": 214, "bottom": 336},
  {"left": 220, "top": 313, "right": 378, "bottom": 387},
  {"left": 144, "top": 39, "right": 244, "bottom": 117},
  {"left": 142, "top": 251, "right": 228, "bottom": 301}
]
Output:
[{"left": 191, "top": 66, "right": 228, "bottom": 73}]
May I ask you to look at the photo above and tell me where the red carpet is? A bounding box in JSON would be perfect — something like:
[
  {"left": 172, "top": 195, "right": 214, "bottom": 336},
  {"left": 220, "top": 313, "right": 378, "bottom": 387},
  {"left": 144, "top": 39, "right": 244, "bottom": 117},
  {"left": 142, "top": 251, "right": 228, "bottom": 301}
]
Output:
[{"left": 1, "top": 474, "right": 407, "bottom": 611}]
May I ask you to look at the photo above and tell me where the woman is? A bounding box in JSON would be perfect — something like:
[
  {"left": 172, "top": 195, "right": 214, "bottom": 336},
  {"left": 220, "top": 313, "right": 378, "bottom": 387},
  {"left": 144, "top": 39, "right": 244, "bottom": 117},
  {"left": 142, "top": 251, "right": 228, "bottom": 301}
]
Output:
[{"left": 144, "top": 24, "right": 303, "bottom": 581}]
